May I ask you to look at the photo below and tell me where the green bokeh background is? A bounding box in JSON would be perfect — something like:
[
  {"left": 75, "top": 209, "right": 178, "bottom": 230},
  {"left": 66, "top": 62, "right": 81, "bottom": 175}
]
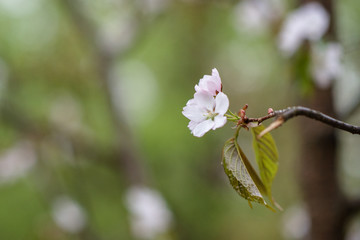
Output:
[{"left": 0, "top": 0, "right": 359, "bottom": 239}]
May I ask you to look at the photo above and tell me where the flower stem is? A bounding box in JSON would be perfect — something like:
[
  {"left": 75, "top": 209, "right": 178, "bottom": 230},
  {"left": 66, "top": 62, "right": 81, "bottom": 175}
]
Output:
[{"left": 234, "top": 126, "right": 241, "bottom": 140}]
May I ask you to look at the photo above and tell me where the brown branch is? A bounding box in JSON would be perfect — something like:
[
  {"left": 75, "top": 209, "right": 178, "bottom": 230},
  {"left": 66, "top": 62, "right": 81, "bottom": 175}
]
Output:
[{"left": 245, "top": 106, "right": 360, "bottom": 135}]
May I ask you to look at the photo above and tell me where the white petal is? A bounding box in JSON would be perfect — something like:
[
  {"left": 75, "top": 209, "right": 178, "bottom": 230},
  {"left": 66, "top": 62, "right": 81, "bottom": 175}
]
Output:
[
  {"left": 185, "top": 98, "right": 197, "bottom": 106},
  {"left": 187, "top": 121, "right": 198, "bottom": 131},
  {"left": 194, "top": 91, "right": 215, "bottom": 110},
  {"left": 212, "top": 115, "right": 227, "bottom": 130},
  {"left": 214, "top": 92, "right": 229, "bottom": 115},
  {"left": 192, "top": 119, "right": 214, "bottom": 137},
  {"left": 182, "top": 103, "right": 206, "bottom": 122}
]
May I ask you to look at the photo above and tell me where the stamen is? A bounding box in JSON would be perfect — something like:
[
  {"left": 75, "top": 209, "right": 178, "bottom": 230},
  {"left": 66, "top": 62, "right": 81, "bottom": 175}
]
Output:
[{"left": 206, "top": 111, "right": 219, "bottom": 120}]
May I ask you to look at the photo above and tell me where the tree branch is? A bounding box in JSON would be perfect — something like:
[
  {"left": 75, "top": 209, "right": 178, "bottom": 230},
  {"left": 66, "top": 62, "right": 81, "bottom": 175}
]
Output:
[{"left": 245, "top": 106, "right": 360, "bottom": 136}]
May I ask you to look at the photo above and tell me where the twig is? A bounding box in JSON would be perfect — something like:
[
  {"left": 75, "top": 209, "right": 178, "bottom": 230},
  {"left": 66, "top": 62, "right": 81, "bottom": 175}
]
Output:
[{"left": 244, "top": 106, "right": 360, "bottom": 136}]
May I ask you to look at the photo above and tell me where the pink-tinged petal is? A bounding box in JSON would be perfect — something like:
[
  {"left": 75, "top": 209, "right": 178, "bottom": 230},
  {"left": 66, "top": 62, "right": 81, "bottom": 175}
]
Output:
[
  {"left": 182, "top": 104, "right": 206, "bottom": 122},
  {"left": 195, "top": 76, "right": 211, "bottom": 93},
  {"left": 192, "top": 119, "right": 214, "bottom": 137},
  {"left": 214, "top": 92, "right": 229, "bottom": 115},
  {"left": 211, "top": 68, "right": 222, "bottom": 86},
  {"left": 194, "top": 91, "right": 215, "bottom": 110},
  {"left": 195, "top": 81, "right": 206, "bottom": 92},
  {"left": 195, "top": 69, "right": 222, "bottom": 95},
  {"left": 205, "top": 80, "right": 219, "bottom": 95},
  {"left": 212, "top": 115, "right": 227, "bottom": 130},
  {"left": 197, "top": 75, "right": 210, "bottom": 85},
  {"left": 199, "top": 75, "right": 212, "bottom": 86}
]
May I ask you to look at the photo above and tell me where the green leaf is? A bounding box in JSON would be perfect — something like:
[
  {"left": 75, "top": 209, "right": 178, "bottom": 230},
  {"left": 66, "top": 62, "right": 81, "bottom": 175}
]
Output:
[
  {"left": 222, "top": 138, "right": 274, "bottom": 210},
  {"left": 251, "top": 125, "right": 279, "bottom": 198}
]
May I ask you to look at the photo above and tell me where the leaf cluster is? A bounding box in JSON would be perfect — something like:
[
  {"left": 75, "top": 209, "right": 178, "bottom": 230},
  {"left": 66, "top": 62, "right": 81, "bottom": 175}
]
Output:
[{"left": 222, "top": 125, "right": 281, "bottom": 211}]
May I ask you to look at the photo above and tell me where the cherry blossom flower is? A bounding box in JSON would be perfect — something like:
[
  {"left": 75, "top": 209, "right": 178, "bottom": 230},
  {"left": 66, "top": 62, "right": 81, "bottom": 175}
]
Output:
[
  {"left": 311, "top": 42, "right": 342, "bottom": 89},
  {"left": 195, "top": 68, "right": 222, "bottom": 96},
  {"left": 234, "top": 0, "right": 284, "bottom": 35},
  {"left": 183, "top": 91, "right": 229, "bottom": 137},
  {"left": 125, "top": 186, "right": 173, "bottom": 239},
  {"left": 0, "top": 140, "right": 37, "bottom": 184},
  {"left": 278, "top": 2, "right": 329, "bottom": 57},
  {"left": 183, "top": 68, "right": 230, "bottom": 137},
  {"left": 282, "top": 204, "right": 310, "bottom": 239},
  {"left": 52, "top": 196, "right": 87, "bottom": 234}
]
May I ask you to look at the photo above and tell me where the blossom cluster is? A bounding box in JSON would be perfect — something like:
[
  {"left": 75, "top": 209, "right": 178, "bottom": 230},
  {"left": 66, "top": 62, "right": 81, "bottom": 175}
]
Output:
[
  {"left": 182, "top": 68, "right": 229, "bottom": 137},
  {"left": 278, "top": 2, "right": 343, "bottom": 89},
  {"left": 278, "top": 2, "right": 329, "bottom": 57}
]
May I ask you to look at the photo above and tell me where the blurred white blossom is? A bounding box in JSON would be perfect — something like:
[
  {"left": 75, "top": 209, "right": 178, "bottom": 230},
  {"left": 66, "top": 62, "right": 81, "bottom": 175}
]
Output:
[
  {"left": 97, "top": 13, "right": 136, "bottom": 54},
  {"left": 109, "top": 60, "right": 159, "bottom": 126},
  {"left": 0, "top": 140, "right": 37, "bottom": 184},
  {"left": 334, "top": 64, "right": 360, "bottom": 115},
  {"left": 282, "top": 204, "right": 310, "bottom": 239},
  {"left": 311, "top": 42, "right": 342, "bottom": 89},
  {"left": 125, "top": 186, "right": 173, "bottom": 239},
  {"left": 0, "top": 0, "right": 59, "bottom": 52},
  {"left": 77, "top": 0, "right": 134, "bottom": 53},
  {"left": 341, "top": 130, "right": 360, "bottom": 179},
  {"left": 0, "top": 0, "right": 42, "bottom": 17},
  {"left": 80, "top": 0, "right": 167, "bottom": 53},
  {"left": 278, "top": 2, "right": 329, "bottom": 57},
  {"left": 347, "top": 219, "right": 360, "bottom": 240},
  {"left": 52, "top": 196, "right": 87, "bottom": 234},
  {"left": 234, "top": 0, "right": 284, "bottom": 34},
  {"left": 136, "top": 0, "right": 169, "bottom": 15}
]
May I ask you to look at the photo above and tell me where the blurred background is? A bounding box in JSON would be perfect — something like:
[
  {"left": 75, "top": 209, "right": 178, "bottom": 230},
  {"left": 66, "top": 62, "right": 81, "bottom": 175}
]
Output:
[{"left": 0, "top": 0, "right": 360, "bottom": 239}]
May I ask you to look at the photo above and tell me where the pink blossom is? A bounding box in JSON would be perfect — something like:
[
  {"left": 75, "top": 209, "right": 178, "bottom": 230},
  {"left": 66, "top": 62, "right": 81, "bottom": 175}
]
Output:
[
  {"left": 194, "top": 68, "right": 222, "bottom": 96},
  {"left": 183, "top": 68, "right": 229, "bottom": 137}
]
